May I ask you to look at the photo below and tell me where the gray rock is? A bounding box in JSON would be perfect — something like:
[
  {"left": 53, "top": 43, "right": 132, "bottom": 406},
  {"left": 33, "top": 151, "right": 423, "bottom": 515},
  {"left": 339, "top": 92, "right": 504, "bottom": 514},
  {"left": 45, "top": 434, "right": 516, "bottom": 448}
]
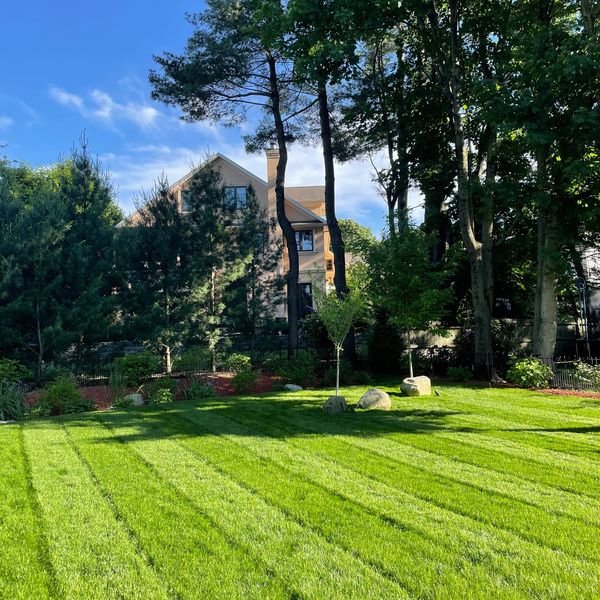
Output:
[
  {"left": 400, "top": 376, "right": 432, "bottom": 397},
  {"left": 125, "top": 393, "right": 145, "bottom": 407},
  {"left": 357, "top": 388, "right": 391, "bottom": 410},
  {"left": 323, "top": 395, "right": 347, "bottom": 414},
  {"left": 0, "top": 420, "right": 17, "bottom": 425},
  {"left": 283, "top": 384, "right": 303, "bottom": 391}
]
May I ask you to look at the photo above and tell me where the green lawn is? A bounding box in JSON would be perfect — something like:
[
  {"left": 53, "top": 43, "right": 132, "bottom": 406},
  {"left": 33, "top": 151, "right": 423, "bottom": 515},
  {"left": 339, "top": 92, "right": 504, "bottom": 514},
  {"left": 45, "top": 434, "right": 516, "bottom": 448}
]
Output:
[{"left": 2, "top": 383, "right": 600, "bottom": 599}]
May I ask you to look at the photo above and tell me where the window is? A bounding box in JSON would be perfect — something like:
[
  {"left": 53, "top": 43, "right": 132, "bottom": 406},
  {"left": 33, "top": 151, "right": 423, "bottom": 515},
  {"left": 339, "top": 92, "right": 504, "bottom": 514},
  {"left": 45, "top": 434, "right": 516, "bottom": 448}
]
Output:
[
  {"left": 326, "top": 259, "right": 333, "bottom": 271},
  {"left": 224, "top": 186, "right": 248, "bottom": 210},
  {"left": 295, "top": 230, "right": 313, "bottom": 252},
  {"left": 181, "top": 189, "right": 192, "bottom": 212},
  {"left": 299, "top": 283, "right": 313, "bottom": 317}
]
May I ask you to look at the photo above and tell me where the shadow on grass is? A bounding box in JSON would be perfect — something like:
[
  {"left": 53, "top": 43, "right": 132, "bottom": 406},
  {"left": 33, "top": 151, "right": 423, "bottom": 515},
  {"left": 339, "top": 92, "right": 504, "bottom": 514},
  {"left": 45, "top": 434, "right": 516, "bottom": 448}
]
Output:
[{"left": 60, "top": 391, "right": 470, "bottom": 444}]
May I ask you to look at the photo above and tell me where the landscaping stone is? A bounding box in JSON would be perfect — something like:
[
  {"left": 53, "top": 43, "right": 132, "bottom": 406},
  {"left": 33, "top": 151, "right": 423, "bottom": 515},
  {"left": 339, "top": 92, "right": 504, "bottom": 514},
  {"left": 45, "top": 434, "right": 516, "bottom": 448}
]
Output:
[
  {"left": 400, "top": 376, "right": 432, "bottom": 397},
  {"left": 284, "top": 384, "right": 303, "bottom": 391},
  {"left": 0, "top": 420, "right": 17, "bottom": 425},
  {"left": 323, "top": 395, "right": 347, "bottom": 414},
  {"left": 125, "top": 393, "right": 145, "bottom": 407},
  {"left": 356, "top": 388, "right": 391, "bottom": 410}
]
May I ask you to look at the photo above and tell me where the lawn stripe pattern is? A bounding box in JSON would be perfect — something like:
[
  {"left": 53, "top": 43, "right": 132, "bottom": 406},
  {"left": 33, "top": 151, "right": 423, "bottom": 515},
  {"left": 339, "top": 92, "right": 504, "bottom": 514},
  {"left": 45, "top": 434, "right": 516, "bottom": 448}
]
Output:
[
  {"left": 21, "top": 420, "right": 170, "bottom": 599},
  {"left": 5, "top": 383, "right": 600, "bottom": 599},
  {"left": 91, "top": 410, "right": 409, "bottom": 600},
  {"left": 0, "top": 426, "right": 53, "bottom": 599}
]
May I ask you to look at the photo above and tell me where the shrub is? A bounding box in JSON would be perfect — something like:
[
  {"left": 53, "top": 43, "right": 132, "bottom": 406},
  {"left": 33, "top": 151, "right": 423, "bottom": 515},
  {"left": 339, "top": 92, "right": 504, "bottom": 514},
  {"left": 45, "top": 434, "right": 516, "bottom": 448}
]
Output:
[
  {"left": 273, "top": 350, "right": 320, "bottom": 385},
  {"left": 447, "top": 366, "right": 473, "bottom": 381},
  {"left": 0, "top": 358, "right": 30, "bottom": 384},
  {"left": 0, "top": 381, "right": 27, "bottom": 421},
  {"left": 174, "top": 346, "right": 213, "bottom": 373},
  {"left": 148, "top": 388, "right": 173, "bottom": 404},
  {"left": 38, "top": 376, "right": 91, "bottom": 415},
  {"left": 113, "top": 352, "right": 161, "bottom": 386},
  {"left": 506, "top": 356, "right": 553, "bottom": 388},
  {"left": 574, "top": 362, "right": 600, "bottom": 390},
  {"left": 184, "top": 380, "right": 217, "bottom": 401},
  {"left": 323, "top": 360, "right": 374, "bottom": 387},
  {"left": 367, "top": 310, "right": 404, "bottom": 374},
  {"left": 112, "top": 394, "right": 133, "bottom": 409},
  {"left": 232, "top": 370, "right": 259, "bottom": 394},
  {"left": 108, "top": 368, "right": 127, "bottom": 405},
  {"left": 225, "top": 353, "right": 252, "bottom": 374},
  {"left": 145, "top": 377, "right": 178, "bottom": 405}
]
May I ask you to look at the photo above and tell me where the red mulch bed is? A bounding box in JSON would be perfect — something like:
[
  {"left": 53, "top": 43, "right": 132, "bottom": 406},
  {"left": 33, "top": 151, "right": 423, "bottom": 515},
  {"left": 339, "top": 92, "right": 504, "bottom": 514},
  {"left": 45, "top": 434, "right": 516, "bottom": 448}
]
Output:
[
  {"left": 26, "top": 372, "right": 277, "bottom": 412},
  {"left": 533, "top": 388, "right": 600, "bottom": 399}
]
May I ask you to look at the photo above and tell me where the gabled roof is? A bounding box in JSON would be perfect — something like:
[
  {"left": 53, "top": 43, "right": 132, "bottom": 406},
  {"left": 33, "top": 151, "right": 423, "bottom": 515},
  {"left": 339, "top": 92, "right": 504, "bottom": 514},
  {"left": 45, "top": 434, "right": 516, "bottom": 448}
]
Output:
[{"left": 171, "top": 153, "right": 326, "bottom": 225}]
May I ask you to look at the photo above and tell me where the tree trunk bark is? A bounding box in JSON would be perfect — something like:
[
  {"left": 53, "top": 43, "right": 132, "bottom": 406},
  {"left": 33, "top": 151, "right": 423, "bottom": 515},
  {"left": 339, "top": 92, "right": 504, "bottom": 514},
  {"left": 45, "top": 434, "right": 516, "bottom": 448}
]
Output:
[
  {"left": 165, "top": 345, "right": 172, "bottom": 374},
  {"left": 447, "top": 0, "right": 494, "bottom": 372},
  {"left": 336, "top": 347, "right": 340, "bottom": 397},
  {"left": 318, "top": 81, "right": 355, "bottom": 360},
  {"left": 267, "top": 53, "right": 299, "bottom": 357},
  {"left": 532, "top": 147, "right": 558, "bottom": 358}
]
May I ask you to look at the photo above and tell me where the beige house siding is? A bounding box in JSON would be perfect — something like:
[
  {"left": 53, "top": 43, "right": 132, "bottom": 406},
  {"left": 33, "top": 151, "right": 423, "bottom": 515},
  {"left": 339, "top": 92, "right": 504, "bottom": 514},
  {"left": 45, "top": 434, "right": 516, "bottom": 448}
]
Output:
[{"left": 164, "top": 151, "right": 331, "bottom": 320}]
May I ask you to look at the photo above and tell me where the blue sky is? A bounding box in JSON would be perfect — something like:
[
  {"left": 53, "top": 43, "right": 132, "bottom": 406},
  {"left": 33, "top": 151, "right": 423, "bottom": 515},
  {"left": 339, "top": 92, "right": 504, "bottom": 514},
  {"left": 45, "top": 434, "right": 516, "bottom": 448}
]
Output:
[{"left": 0, "top": 1, "right": 422, "bottom": 232}]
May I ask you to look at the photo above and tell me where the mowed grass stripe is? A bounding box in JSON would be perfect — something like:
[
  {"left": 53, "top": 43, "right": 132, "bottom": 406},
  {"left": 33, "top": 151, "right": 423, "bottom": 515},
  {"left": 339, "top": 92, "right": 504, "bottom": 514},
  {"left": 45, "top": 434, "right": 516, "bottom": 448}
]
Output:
[
  {"left": 0, "top": 426, "right": 53, "bottom": 600},
  {"left": 103, "top": 408, "right": 515, "bottom": 600},
  {"left": 166, "top": 405, "right": 600, "bottom": 598},
  {"left": 217, "top": 397, "right": 600, "bottom": 559},
  {"left": 64, "top": 416, "right": 287, "bottom": 600},
  {"left": 247, "top": 397, "right": 600, "bottom": 523},
  {"left": 93, "top": 410, "right": 409, "bottom": 600},
  {"left": 22, "top": 419, "right": 169, "bottom": 600}
]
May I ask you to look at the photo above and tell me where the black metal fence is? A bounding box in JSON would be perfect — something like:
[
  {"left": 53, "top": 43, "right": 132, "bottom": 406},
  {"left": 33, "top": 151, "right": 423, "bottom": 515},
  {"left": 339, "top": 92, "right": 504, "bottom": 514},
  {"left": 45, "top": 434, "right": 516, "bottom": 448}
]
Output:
[{"left": 475, "top": 353, "right": 600, "bottom": 390}]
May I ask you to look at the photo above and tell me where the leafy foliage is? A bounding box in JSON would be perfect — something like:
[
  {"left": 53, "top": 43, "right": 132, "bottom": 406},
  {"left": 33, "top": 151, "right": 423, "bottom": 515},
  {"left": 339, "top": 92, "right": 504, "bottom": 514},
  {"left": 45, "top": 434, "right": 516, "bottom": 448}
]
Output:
[
  {"left": 574, "top": 362, "right": 600, "bottom": 391},
  {"left": 225, "top": 353, "right": 252, "bottom": 374},
  {"left": 38, "top": 376, "right": 90, "bottom": 415},
  {"left": 506, "top": 357, "right": 553, "bottom": 389},
  {"left": 0, "top": 381, "right": 27, "bottom": 421},
  {"left": 113, "top": 353, "right": 161, "bottom": 386},
  {"left": 0, "top": 358, "right": 29, "bottom": 384},
  {"left": 447, "top": 367, "right": 474, "bottom": 382},
  {"left": 184, "top": 380, "right": 217, "bottom": 401},
  {"left": 232, "top": 370, "right": 259, "bottom": 394},
  {"left": 145, "top": 377, "right": 179, "bottom": 405}
]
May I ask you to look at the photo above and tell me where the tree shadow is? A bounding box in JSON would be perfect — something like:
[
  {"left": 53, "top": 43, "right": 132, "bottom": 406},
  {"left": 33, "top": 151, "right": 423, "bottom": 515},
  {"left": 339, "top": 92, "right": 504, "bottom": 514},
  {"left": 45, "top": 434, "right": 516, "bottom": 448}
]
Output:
[
  {"left": 510, "top": 425, "right": 600, "bottom": 434},
  {"left": 62, "top": 392, "right": 470, "bottom": 445}
]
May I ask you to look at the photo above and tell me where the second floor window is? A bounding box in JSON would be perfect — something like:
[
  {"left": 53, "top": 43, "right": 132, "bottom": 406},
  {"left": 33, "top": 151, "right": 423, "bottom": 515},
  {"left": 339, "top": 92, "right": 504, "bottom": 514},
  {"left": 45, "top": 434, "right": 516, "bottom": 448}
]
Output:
[
  {"left": 295, "top": 230, "right": 314, "bottom": 252},
  {"left": 181, "top": 189, "right": 192, "bottom": 212},
  {"left": 225, "top": 186, "right": 248, "bottom": 210}
]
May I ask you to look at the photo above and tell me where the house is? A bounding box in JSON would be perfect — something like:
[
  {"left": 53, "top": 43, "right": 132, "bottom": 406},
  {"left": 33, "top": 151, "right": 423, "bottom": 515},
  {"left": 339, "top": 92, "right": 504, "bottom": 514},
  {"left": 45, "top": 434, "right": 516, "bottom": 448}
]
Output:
[{"left": 164, "top": 148, "right": 335, "bottom": 320}]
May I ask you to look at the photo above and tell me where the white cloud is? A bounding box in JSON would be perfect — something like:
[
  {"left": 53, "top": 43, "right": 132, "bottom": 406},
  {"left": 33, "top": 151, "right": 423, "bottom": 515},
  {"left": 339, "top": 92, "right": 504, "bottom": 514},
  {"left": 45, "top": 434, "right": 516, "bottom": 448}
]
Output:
[
  {"left": 49, "top": 86, "right": 84, "bottom": 110},
  {"left": 49, "top": 86, "right": 160, "bottom": 131},
  {"left": 0, "top": 116, "right": 13, "bottom": 130}
]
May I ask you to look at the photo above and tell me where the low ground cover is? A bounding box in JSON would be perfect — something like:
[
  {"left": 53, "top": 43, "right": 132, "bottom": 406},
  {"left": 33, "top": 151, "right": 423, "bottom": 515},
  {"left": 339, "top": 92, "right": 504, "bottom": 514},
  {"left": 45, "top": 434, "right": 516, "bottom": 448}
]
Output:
[{"left": 2, "top": 383, "right": 600, "bottom": 598}]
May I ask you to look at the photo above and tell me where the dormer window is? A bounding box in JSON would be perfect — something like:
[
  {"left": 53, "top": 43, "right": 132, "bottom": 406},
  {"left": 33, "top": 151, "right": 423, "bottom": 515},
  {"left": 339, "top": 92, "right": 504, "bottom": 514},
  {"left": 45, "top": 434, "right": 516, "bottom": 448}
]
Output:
[
  {"left": 295, "top": 230, "right": 313, "bottom": 252},
  {"left": 225, "top": 186, "right": 248, "bottom": 210}
]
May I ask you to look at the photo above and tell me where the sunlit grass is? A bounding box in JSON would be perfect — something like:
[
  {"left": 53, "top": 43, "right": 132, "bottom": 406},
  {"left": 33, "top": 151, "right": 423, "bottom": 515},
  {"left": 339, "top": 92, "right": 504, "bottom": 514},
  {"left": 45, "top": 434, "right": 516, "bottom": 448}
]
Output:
[{"left": 2, "top": 382, "right": 600, "bottom": 598}]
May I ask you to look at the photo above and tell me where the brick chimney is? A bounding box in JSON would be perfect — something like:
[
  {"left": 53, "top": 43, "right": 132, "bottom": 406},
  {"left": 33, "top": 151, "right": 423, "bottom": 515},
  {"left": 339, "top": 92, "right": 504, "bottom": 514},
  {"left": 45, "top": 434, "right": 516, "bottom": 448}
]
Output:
[{"left": 265, "top": 142, "right": 279, "bottom": 188}]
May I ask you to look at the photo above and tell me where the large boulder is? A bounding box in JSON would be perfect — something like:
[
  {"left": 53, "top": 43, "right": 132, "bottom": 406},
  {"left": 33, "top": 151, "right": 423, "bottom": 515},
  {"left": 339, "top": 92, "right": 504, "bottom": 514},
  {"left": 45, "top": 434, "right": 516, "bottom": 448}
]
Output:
[
  {"left": 323, "top": 395, "right": 347, "bottom": 414},
  {"left": 125, "top": 393, "right": 145, "bottom": 407},
  {"left": 400, "top": 376, "right": 432, "bottom": 397},
  {"left": 283, "top": 384, "right": 303, "bottom": 391},
  {"left": 357, "top": 388, "right": 391, "bottom": 410}
]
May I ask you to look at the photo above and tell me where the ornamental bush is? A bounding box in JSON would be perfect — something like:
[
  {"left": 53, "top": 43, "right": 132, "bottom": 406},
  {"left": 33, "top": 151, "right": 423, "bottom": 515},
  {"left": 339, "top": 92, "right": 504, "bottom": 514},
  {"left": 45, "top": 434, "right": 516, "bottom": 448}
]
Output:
[
  {"left": 232, "top": 370, "right": 259, "bottom": 394},
  {"left": 39, "top": 376, "right": 91, "bottom": 415},
  {"left": 145, "top": 377, "right": 178, "bottom": 404},
  {"left": 225, "top": 353, "right": 252, "bottom": 374},
  {"left": 113, "top": 352, "right": 161, "bottom": 386},
  {"left": 184, "top": 380, "right": 217, "bottom": 401},
  {"left": 506, "top": 357, "right": 552, "bottom": 388},
  {"left": 574, "top": 362, "right": 600, "bottom": 390},
  {"left": 0, "top": 358, "right": 30, "bottom": 384}
]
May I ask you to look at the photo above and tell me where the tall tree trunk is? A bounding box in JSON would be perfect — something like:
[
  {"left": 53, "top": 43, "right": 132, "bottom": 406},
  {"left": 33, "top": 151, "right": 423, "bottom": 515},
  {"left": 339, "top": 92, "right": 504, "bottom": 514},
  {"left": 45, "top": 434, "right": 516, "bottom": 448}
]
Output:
[
  {"left": 532, "top": 145, "right": 558, "bottom": 358},
  {"left": 267, "top": 54, "right": 299, "bottom": 357},
  {"left": 318, "top": 82, "right": 348, "bottom": 297},
  {"left": 446, "top": 0, "right": 494, "bottom": 372},
  {"left": 318, "top": 81, "right": 355, "bottom": 360}
]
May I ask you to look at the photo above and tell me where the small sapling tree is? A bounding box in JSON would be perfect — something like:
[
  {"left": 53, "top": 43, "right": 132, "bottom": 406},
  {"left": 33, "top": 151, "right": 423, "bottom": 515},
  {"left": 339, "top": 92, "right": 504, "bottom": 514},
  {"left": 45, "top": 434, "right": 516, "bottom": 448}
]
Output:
[{"left": 315, "top": 288, "right": 364, "bottom": 397}]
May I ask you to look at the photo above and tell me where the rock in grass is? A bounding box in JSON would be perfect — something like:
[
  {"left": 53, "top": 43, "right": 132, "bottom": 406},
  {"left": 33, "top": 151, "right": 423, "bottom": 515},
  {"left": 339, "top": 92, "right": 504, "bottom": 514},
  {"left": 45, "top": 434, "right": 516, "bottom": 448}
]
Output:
[
  {"left": 400, "top": 376, "right": 432, "bottom": 397},
  {"left": 323, "top": 395, "right": 347, "bottom": 414},
  {"left": 0, "top": 420, "right": 17, "bottom": 425},
  {"left": 125, "top": 393, "right": 144, "bottom": 407},
  {"left": 284, "top": 384, "right": 303, "bottom": 391},
  {"left": 357, "top": 388, "right": 391, "bottom": 410}
]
